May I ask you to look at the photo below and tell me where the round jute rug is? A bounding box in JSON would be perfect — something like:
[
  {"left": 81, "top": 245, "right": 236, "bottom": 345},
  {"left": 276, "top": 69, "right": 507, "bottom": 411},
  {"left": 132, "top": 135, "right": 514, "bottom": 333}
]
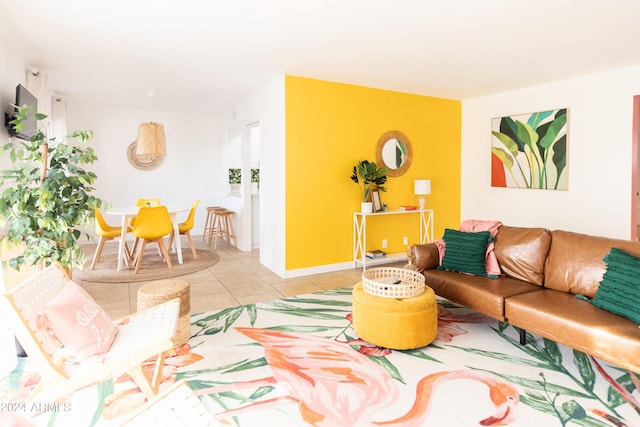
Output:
[{"left": 74, "top": 243, "right": 219, "bottom": 283}]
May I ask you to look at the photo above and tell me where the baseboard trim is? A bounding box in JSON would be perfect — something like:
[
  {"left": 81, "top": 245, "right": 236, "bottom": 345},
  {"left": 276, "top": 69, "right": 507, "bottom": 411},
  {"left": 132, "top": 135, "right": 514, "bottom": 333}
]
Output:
[{"left": 283, "top": 261, "right": 355, "bottom": 279}]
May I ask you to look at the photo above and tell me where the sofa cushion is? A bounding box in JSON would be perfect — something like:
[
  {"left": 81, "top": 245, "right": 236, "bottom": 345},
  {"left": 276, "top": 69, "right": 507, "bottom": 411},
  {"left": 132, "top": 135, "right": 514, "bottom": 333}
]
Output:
[
  {"left": 423, "top": 269, "right": 542, "bottom": 321},
  {"left": 591, "top": 248, "right": 640, "bottom": 323},
  {"left": 41, "top": 280, "right": 118, "bottom": 359},
  {"left": 545, "top": 230, "right": 640, "bottom": 297},
  {"left": 505, "top": 289, "right": 640, "bottom": 374},
  {"left": 438, "top": 228, "right": 491, "bottom": 277},
  {"left": 494, "top": 226, "right": 550, "bottom": 286}
]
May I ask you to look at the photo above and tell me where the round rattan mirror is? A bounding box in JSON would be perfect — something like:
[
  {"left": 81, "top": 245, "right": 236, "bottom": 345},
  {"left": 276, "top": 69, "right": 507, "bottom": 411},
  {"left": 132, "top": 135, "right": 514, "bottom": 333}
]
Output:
[
  {"left": 127, "top": 141, "right": 164, "bottom": 170},
  {"left": 376, "top": 130, "right": 412, "bottom": 177}
]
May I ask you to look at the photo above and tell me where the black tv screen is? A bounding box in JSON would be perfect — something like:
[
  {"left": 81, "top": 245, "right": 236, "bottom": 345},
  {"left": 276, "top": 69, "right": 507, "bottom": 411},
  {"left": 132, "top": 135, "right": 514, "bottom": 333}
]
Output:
[{"left": 8, "top": 84, "right": 38, "bottom": 140}]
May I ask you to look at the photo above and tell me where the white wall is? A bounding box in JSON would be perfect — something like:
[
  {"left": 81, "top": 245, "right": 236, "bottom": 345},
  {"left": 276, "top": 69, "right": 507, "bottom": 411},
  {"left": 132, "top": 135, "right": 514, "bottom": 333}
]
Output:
[
  {"left": 2, "top": 21, "right": 286, "bottom": 276},
  {"left": 0, "top": 32, "right": 223, "bottom": 267},
  {"left": 217, "top": 77, "right": 286, "bottom": 276},
  {"left": 0, "top": 35, "right": 29, "bottom": 171},
  {"left": 67, "top": 102, "right": 219, "bottom": 237},
  {"left": 462, "top": 65, "right": 640, "bottom": 240}
]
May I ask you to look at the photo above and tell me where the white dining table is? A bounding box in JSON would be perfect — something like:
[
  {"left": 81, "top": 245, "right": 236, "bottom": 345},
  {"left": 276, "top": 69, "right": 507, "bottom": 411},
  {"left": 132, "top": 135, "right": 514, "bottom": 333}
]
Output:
[{"left": 106, "top": 205, "right": 190, "bottom": 271}]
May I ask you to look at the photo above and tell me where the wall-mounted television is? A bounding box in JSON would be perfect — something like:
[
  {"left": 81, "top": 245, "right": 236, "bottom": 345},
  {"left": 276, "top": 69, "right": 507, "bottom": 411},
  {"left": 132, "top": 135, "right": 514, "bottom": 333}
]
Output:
[{"left": 5, "top": 84, "right": 38, "bottom": 140}]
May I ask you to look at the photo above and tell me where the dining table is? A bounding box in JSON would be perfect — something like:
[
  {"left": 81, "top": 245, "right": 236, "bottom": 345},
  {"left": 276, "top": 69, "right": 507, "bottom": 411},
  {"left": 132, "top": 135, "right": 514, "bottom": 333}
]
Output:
[{"left": 106, "top": 205, "right": 190, "bottom": 271}]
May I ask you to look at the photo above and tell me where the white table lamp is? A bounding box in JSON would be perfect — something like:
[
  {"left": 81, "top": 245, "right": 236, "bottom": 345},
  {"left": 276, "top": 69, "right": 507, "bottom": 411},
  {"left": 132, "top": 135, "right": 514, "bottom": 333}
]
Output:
[{"left": 414, "top": 179, "right": 431, "bottom": 210}]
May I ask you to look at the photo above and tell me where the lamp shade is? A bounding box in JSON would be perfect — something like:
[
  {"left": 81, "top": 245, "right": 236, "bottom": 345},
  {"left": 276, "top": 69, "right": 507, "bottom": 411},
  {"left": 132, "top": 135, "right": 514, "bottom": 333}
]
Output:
[
  {"left": 136, "top": 122, "right": 166, "bottom": 158},
  {"left": 414, "top": 179, "right": 431, "bottom": 195}
]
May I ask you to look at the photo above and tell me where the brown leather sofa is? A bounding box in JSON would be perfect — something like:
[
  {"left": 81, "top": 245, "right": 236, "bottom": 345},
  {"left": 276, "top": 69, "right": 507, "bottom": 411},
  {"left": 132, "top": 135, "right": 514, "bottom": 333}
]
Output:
[{"left": 410, "top": 225, "right": 640, "bottom": 374}]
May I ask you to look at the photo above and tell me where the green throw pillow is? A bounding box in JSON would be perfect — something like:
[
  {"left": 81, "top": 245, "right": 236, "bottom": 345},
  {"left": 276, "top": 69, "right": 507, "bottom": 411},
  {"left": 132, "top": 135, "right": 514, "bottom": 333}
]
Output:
[
  {"left": 592, "top": 247, "right": 640, "bottom": 324},
  {"left": 438, "top": 228, "right": 491, "bottom": 277}
]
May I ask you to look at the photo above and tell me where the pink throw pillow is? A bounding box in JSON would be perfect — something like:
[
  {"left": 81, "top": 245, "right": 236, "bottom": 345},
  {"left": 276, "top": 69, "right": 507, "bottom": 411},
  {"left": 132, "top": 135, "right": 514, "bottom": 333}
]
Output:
[{"left": 42, "top": 281, "right": 118, "bottom": 359}]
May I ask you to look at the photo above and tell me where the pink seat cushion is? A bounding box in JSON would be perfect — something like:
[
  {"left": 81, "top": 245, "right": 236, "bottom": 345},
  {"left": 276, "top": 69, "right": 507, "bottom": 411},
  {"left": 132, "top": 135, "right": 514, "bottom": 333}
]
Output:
[{"left": 42, "top": 281, "right": 118, "bottom": 359}]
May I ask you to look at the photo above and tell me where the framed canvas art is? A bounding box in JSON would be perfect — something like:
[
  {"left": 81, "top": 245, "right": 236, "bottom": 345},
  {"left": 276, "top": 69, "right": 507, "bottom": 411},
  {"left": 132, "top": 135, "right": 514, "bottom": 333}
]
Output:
[{"left": 491, "top": 108, "right": 568, "bottom": 190}]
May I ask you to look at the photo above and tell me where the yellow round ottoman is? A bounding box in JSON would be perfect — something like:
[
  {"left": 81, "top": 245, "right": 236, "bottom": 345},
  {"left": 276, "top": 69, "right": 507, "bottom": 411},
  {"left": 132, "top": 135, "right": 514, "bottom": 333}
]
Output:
[
  {"left": 352, "top": 281, "right": 437, "bottom": 350},
  {"left": 137, "top": 279, "right": 191, "bottom": 346}
]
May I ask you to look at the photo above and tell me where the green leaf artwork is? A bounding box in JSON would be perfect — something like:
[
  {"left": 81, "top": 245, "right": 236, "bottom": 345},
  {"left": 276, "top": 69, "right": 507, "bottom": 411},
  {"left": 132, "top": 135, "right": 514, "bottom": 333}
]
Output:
[
  {"left": 228, "top": 168, "right": 241, "bottom": 184},
  {"left": 491, "top": 109, "right": 568, "bottom": 190}
]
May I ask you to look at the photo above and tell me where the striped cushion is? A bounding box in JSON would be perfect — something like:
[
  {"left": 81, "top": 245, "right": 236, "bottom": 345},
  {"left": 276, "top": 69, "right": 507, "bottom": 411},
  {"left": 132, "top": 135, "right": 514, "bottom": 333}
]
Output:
[
  {"left": 438, "top": 228, "right": 491, "bottom": 277},
  {"left": 592, "top": 248, "right": 640, "bottom": 324}
]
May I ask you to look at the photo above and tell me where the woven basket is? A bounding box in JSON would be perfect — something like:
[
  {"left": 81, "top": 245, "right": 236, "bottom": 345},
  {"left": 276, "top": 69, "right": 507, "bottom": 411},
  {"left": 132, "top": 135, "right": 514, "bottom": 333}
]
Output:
[{"left": 362, "top": 267, "right": 425, "bottom": 298}]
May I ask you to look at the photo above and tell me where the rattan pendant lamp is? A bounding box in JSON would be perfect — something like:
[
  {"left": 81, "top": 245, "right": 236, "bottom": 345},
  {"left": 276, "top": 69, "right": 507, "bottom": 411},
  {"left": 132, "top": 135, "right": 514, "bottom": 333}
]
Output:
[
  {"left": 129, "top": 90, "right": 166, "bottom": 169},
  {"left": 136, "top": 122, "right": 166, "bottom": 160}
]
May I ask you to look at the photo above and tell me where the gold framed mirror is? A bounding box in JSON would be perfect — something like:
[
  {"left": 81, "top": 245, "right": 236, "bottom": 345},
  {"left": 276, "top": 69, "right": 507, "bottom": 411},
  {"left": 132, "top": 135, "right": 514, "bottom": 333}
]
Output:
[{"left": 376, "top": 130, "right": 412, "bottom": 177}]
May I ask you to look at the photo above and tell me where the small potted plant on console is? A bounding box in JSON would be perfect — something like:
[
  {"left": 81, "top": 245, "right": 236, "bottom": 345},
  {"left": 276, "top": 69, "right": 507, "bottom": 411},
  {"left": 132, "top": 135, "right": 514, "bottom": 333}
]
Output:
[{"left": 350, "top": 160, "right": 388, "bottom": 213}]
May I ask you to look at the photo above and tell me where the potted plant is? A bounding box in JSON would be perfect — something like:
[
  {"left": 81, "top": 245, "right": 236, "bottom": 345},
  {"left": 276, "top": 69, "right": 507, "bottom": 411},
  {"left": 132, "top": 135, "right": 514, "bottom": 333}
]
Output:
[
  {"left": 251, "top": 168, "right": 260, "bottom": 192},
  {"left": 350, "top": 160, "right": 388, "bottom": 212},
  {"left": 0, "top": 105, "right": 103, "bottom": 274},
  {"left": 228, "top": 168, "right": 241, "bottom": 195}
]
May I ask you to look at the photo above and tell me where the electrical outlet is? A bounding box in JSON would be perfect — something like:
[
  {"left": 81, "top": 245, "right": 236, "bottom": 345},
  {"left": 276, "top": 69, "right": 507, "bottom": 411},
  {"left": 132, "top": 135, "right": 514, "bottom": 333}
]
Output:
[
  {"left": 382, "top": 239, "right": 388, "bottom": 248},
  {"left": 403, "top": 236, "right": 408, "bottom": 245}
]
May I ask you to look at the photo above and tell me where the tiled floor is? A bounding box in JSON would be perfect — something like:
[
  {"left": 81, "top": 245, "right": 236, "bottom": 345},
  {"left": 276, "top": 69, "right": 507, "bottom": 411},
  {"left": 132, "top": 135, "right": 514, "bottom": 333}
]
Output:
[{"left": 78, "top": 236, "right": 400, "bottom": 319}]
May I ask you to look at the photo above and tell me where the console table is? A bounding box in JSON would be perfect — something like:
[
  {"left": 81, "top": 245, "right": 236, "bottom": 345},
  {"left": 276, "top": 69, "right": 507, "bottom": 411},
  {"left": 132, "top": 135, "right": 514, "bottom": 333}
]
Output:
[{"left": 353, "top": 209, "right": 434, "bottom": 269}]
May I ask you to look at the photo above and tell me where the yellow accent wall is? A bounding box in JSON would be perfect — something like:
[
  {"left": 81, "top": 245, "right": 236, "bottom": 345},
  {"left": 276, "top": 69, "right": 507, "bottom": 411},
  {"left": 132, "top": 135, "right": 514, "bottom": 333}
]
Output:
[{"left": 285, "top": 76, "right": 461, "bottom": 270}]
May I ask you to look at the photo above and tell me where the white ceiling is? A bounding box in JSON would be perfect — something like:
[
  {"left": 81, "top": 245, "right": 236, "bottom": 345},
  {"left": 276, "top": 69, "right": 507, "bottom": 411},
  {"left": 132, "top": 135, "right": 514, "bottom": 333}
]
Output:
[{"left": 1, "top": 0, "right": 640, "bottom": 115}]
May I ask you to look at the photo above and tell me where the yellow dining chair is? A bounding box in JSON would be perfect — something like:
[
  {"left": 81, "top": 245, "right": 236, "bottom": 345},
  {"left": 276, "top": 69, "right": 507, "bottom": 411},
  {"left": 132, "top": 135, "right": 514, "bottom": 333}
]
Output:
[
  {"left": 131, "top": 206, "right": 174, "bottom": 273},
  {"left": 136, "top": 198, "right": 161, "bottom": 207},
  {"left": 130, "top": 198, "right": 162, "bottom": 254},
  {"left": 90, "top": 208, "right": 131, "bottom": 270},
  {"left": 168, "top": 200, "right": 200, "bottom": 260}
]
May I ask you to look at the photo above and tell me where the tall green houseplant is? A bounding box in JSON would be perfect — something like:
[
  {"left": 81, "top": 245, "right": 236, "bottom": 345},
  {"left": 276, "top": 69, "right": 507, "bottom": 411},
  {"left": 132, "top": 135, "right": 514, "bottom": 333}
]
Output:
[{"left": 0, "top": 105, "right": 103, "bottom": 271}]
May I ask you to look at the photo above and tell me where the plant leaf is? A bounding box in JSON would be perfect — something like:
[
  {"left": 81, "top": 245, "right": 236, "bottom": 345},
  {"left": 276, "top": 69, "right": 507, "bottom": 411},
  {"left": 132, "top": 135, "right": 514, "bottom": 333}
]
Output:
[
  {"left": 498, "top": 116, "right": 524, "bottom": 152},
  {"left": 538, "top": 110, "right": 567, "bottom": 150},
  {"left": 221, "top": 357, "right": 268, "bottom": 374},
  {"left": 266, "top": 325, "right": 344, "bottom": 333},
  {"left": 562, "top": 399, "right": 587, "bottom": 419},
  {"left": 515, "top": 120, "right": 539, "bottom": 150},
  {"left": 543, "top": 338, "right": 563, "bottom": 365},
  {"left": 573, "top": 350, "right": 596, "bottom": 390},
  {"left": 369, "top": 352, "right": 405, "bottom": 385},
  {"left": 527, "top": 110, "right": 554, "bottom": 129},
  {"left": 223, "top": 307, "right": 246, "bottom": 332},
  {"left": 492, "top": 131, "right": 520, "bottom": 157}
]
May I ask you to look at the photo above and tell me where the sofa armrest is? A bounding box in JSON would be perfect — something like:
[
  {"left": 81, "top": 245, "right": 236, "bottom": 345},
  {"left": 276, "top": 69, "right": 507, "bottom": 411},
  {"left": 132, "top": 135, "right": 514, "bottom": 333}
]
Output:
[{"left": 410, "top": 244, "right": 440, "bottom": 272}]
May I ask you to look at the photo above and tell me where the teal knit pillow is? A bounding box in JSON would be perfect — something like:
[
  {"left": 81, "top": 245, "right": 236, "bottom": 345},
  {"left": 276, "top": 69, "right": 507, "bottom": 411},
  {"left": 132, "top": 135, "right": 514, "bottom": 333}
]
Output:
[
  {"left": 438, "top": 228, "right": 491, "bottom": 277},
  {"left": 592, "top": 247, "right": 640, "bottom": 324}
]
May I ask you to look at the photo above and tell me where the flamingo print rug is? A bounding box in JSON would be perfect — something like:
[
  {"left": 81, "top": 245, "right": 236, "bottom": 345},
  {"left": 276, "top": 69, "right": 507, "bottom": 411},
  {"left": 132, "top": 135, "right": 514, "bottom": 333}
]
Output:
[{"left": 2, "top": 287, "right": 639, "bottom": 426}]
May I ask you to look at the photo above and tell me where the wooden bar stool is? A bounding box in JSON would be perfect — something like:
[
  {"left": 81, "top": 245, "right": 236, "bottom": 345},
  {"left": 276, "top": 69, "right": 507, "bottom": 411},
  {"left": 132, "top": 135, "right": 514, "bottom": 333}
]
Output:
[
  {"left": 202, "top": 206, "right": 220, "bottom": 245},
  {"left": 211, "top": 208, "right": 237, "bottom": 249}
]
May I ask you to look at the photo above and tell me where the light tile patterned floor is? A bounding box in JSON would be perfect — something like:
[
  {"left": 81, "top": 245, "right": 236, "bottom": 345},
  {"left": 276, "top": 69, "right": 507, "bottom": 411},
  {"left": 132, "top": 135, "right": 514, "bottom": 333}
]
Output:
[{"left": 78, "top": 236, "right": 396, "bottom": 319}]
